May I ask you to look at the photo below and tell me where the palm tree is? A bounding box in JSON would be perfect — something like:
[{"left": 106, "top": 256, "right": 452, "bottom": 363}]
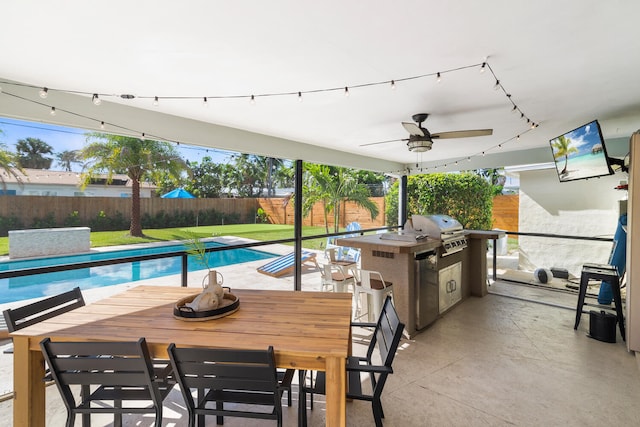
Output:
[
  {"left": 551, "top": 135, "right": 579, "bottom": 175},
  {"left": 56, "top": 150, "right": 82, "bottom": 171},
  {"left": 15, "top": 137, "right": 54, "bottom": 169},
  {"left": 303, "top": 164, "right": 379, "bottom": 233},
  {"left": 80, "top": 133, "right": 190, "bottom": 237},
  {"left": 0, "top": 143, "right": 25, "bottom": 192}
]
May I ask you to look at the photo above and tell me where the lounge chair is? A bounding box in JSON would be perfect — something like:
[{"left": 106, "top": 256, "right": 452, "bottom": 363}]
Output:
[{"left": 257, "top": 250, "right": 319, "bottom": 277}]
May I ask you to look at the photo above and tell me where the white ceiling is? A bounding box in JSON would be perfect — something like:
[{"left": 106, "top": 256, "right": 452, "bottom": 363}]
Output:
[{"left": 1, "top": 0, "right": 639, "bottom": 174}]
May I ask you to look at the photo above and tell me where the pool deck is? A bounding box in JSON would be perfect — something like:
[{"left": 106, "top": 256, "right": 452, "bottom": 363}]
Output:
[{"left": 0, "top": 236, "right": 325, "bottom": 397}]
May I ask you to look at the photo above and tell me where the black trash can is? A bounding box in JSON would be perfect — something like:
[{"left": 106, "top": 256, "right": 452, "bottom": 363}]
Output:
[{"left": 589, "top": 310, "right": 617, "bottom": 343}]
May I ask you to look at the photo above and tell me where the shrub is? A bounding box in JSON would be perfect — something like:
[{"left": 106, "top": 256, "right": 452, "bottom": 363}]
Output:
[
  {"left": 0, "top": 214, "right": 25, "bottom": 236},
  {"left": 385, "top": 172, "right": 493, "bottom": 230},
  {"left": 64, "top": 211, "right": 82, "bottom": 227},
  {"left": 31, "top": 212, "right": 57, "bottom": 229}
]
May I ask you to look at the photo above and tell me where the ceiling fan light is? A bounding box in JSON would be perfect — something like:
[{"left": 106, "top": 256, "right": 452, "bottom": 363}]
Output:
[{"left": 407, "top": 139, "right": 432, "bottom": 152}]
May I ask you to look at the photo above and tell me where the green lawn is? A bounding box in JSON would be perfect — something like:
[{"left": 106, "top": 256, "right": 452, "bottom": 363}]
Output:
[{"left": 0, "top": 224, "right": 333, "bottom": 256}]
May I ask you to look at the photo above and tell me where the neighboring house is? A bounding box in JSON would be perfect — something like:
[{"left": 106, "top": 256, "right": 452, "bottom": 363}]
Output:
[{"left": 0, "top": 168, "right": 157, "bottom": 198}]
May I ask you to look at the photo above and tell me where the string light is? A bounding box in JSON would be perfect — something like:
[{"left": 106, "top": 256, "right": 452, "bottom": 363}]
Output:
[
  {"left": 436, "top": 72, "right": 442, "bottom": 83},
  {"left": 153, "top": 96, "right": 159, "bottom": 106},
  {"left": 250, "top": 95, "right": 256, "bottom": 105},
  {"left": 141, "top": 133, "right": 146, "bottom": 140},
  {"left": 202, "top": 97, "right": 208, "bottom": 107},
  {"left": 92, "top": 94, "right": 101, "bottom": 106},
  {"left": 0, "top": 58, "right": 539, "bottom": 176}
]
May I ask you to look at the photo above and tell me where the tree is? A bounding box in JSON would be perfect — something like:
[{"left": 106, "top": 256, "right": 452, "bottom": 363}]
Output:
[
  {"left": 302, "top": 164, "right": 379, "bottom": 233},
  {"left": 551, "top": 135, "right": 578, "bottom": 175},
  {"left": 56, "top": 150, "right": 82, "bottom": 171},
  {"left": 184, "top": 156, "right": 235, "bottom": 198},
  {"left": 0, "top": 143, "right": 25, "bottom": 192},
  {"left": 80, "top": 133, "right": 189, "bottom": 237},
  {"left": 15, "top": 137, "right": 53, "bottom": 169}
]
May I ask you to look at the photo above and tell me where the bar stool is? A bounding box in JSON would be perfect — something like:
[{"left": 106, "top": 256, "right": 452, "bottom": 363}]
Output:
[{"left": 573, "top": 263, "right": 625, "bottom": 341}]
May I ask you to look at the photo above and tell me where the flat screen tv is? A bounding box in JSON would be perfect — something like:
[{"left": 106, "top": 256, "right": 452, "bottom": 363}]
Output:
[{"left": 549, "top": 120, "right": 614, "bottom": 182}]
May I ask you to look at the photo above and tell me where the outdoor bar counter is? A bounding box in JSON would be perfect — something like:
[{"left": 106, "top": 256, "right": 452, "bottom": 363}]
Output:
[{"left": 337, "top": 230, "right": 503, "bottom": 337}]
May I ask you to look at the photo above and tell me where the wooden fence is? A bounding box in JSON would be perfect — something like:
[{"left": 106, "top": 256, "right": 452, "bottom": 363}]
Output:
[
  {"left": 491, "top": 194, "right": 519, "bottom": 237},
  {"left": 0, "top": 194, "right": 517, "bottom": 232}
]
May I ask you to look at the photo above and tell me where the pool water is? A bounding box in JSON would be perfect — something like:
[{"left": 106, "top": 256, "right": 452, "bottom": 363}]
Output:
[{"left": 0, "top": 242, "right": 276, "bottom": 304}]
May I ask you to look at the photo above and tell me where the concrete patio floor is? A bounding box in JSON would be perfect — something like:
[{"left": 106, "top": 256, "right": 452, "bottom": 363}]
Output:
[{"left": 1, "top": 240, "right": 639, "bottom": 426}]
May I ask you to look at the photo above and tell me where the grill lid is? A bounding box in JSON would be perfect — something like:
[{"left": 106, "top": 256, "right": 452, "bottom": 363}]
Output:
[{"left": 410, "top": 214, "right": 463, "bottom": 238}]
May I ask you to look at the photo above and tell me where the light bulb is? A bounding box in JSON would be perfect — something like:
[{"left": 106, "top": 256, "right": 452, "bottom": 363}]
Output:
[
  {"left": 250, "top": 95, "right": 256, "bottom": 105},
  {"left": 92, "top": 94, "right": 101, "bottom": 106},
  {"left": 49, "top": 107, "right": 56, "bottom": 116},
  {"left": 511, "top": 105, "right": 517, "bottom": 114},
  {"left": 390, "top": 80, "right": 396, "bottom": 90},
  {"left": 344, "top": 87, "right": 349, "bottom": 97},
  {"left": 39, "top": 87, "right": 48, "bottom": 98},
  {"left": 141, "top": 133, "right": 146, "bottom": 140},
  {"left": 480, "top": 62, "right": 486, "bottom": 73},
  {"left": 203, "top": 97, "right": 208, "bottom": 107},
  {"left": 493, "top": 80, "right": 500, "bottom": 90},
  {"left": 100, "top": 121, "right": 105, "bottom": 130},
  {"left": 436, "top": 72, "right": 441, "bottom": 83},
  {"left": 153, "top": 96, "right": 159, "bottom": 106},
  {"left": 298, "top": 92, "right": 303, "bottom": 102},
  {"left": 516, "top": 135, "right": 520, "bottom": 141}
]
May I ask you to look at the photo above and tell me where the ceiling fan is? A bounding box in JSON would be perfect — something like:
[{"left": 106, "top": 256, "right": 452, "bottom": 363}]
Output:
[{"left": 361, "top": 113, "right": 493, "bottom": 152}]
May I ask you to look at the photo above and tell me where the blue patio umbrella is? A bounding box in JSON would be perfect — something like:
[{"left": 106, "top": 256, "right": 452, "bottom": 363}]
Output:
[{"left": 161, "top": 188, "right": 196, "bottom": 199}]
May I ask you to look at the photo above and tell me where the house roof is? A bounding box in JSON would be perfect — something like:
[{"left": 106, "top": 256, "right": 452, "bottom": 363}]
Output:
[
  {"left": 0, "top": 168, "right": 156, "bottom": 189},
  {"left": 0, "top": 1, "right": 638, "bottom": 174}
]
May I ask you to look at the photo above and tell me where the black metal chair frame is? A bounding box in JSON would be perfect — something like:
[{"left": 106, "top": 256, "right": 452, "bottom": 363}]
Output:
[
  {"left": 3, "top": 286, "right": 85, "bottom": 365},
  {"left": 40, "top": 337, "right": 175, "bottom": 427},
  {"left": 168, "top": 343, "right": 284, "bottom": 427},
  {"left": 299, "top": 295, "right": 405, "bottom": 427},
  {"left": 3, "top": 286, "right": 85, "bottom": 333}
]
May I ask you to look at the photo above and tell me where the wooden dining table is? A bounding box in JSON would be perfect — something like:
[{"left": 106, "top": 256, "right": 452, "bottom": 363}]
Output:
[{"left": 10, "top": 286, "right": 353, "bottom": 427}]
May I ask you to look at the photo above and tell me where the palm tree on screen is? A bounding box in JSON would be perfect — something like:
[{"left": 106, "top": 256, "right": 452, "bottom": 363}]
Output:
[
  {"left": 81, "top": 133, "right": 190, "bottom": 237},
  {"left": 551, "top": 135, "right": 578, "bottom": 175}
]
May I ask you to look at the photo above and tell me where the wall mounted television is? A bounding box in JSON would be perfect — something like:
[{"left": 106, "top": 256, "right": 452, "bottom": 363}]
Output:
[{"left": 549, "top": 120, "right": 614, "bottom": 183}]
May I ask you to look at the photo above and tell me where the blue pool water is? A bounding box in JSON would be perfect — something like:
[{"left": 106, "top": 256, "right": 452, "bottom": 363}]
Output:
[{"left": 0, "top": 242, "right": 276, "bottom": 304}]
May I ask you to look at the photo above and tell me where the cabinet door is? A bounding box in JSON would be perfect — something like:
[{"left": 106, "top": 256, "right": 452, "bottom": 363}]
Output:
[{"left": 439, "top": 261, "right": 462, "bottom": 313}]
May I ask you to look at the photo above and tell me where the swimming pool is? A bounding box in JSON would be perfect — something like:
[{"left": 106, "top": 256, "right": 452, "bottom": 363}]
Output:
[{"left": 0, "top": 242, "right": 276, "bottom": 304}]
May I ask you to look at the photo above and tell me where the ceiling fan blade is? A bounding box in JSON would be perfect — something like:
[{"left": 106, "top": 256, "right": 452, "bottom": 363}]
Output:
[
  {"left": 431, "top": 129, "right": 493, "bottom": 139},
  {"left": 359, "top": 138, "right": 406, "bottom": 147},
  {"left": 402, "top": 122, "right": 425, "bottom": 137}
]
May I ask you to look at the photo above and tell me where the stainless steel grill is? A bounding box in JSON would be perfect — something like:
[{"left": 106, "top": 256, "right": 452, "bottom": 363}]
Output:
[{"left": 410, "top": 214, "right": 467, "bottom": 256}]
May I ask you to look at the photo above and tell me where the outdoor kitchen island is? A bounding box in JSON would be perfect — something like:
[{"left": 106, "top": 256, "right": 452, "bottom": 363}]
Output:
[{"left": 337, "top": 219, "right": 502, "bottom": 338}]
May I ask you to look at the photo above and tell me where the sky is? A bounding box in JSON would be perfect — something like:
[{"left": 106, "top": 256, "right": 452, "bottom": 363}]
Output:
[{"left": 0, "top": 116, "right": 232, "bottom": 172}]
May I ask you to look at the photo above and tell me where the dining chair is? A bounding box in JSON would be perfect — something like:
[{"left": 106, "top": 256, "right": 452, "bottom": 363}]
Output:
[
  {"left": 353, "top": 269, "right": 393, "bottom": 322},
  {"left": 3, "top": 286, "right": 85, "bottom": 362},
  {"left": 40, "top": 337, "right": 175, "bottom": 427},
  {"left": 320, "top": 263, "right": 355, "bottom": 293},
  {"left": 278, "top": 368, "right": 296, "bottom": 407},
  {"left": 3, "top": 286, "right": 85, "bottom": 334},
  {"left": 299, "top": 296, "right": 405, "bottom": 427},
  {"left": 168, "top": 344, "right": 283, "bottom": 427}
]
